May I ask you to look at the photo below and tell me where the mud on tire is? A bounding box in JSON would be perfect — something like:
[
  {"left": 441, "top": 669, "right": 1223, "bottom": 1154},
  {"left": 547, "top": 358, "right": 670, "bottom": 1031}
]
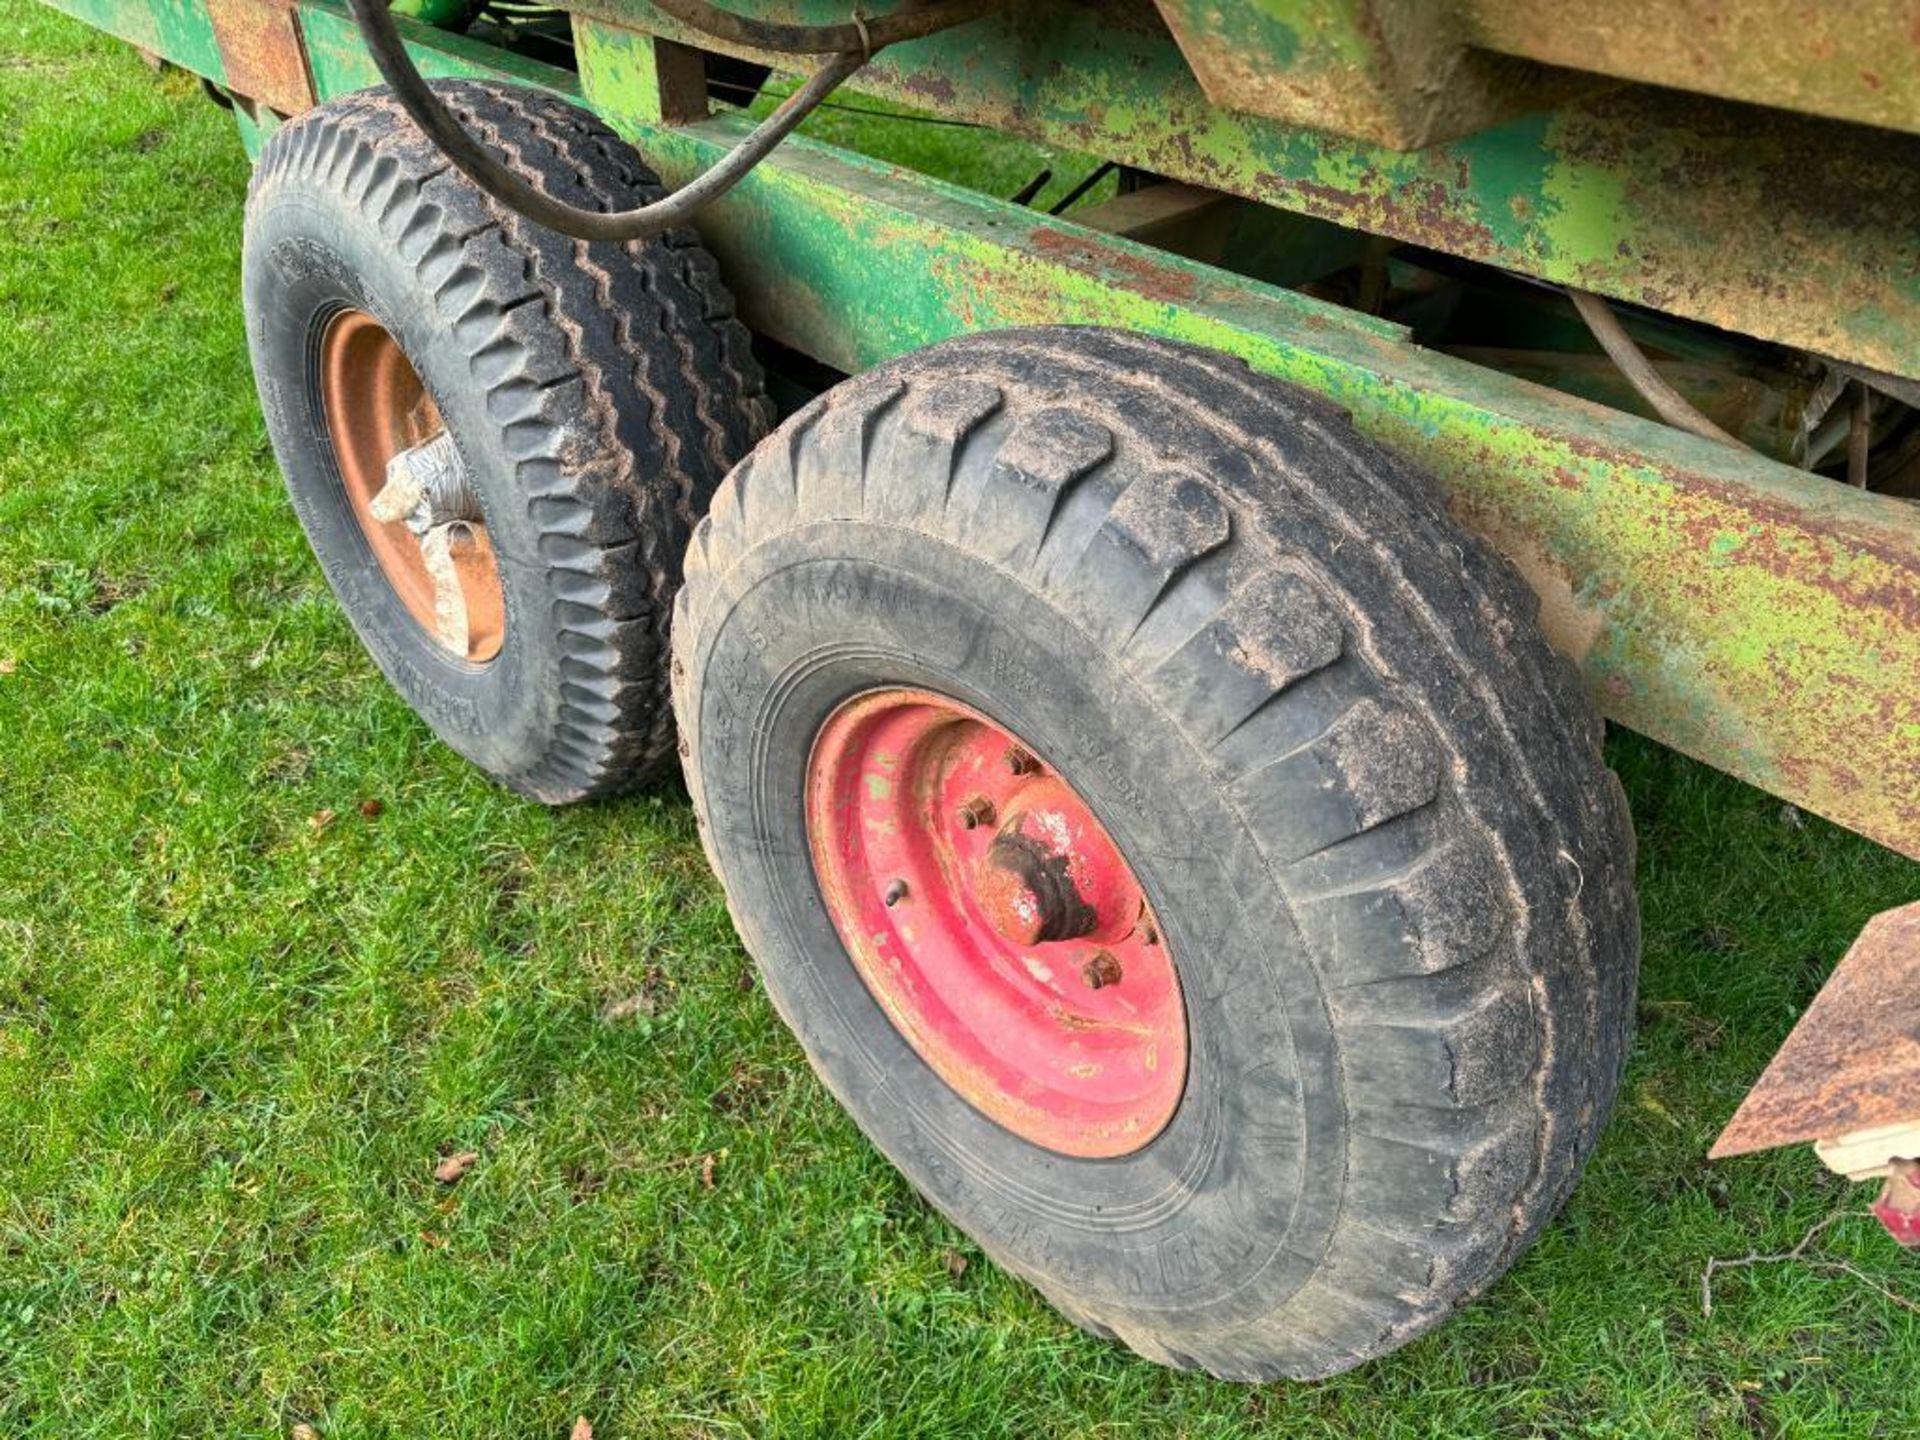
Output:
[{"left": 673, "top": 327, "right": 1638, "bottom": 1379}]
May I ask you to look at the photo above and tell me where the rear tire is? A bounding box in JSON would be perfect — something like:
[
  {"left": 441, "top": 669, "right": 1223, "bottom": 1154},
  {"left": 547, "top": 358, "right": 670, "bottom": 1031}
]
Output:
[
  {"left": 674, "top": 327, "right": 1638, "bottom": 1378},
  {"left": 244, "top": 80, "right": 771, "bottom": 801}
]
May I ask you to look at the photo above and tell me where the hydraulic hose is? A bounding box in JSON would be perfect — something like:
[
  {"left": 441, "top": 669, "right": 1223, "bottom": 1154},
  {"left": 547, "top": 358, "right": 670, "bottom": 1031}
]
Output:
[
  {"left": 1567, "top": 288, "right": 1745, "bottom": 449},
  {"left": 346, "top": 0, "right": 997, "bottom": 243}
]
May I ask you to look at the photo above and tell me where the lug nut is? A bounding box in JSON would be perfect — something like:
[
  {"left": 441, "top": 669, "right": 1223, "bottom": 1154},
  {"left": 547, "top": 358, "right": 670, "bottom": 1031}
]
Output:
[
  {"left": 1081, "top": 950, "right": 1123, "bottom": 990},
  {"left": 1004, "top": 746, "right": 1040, "bottom": 777},
  {"left": 883, "top": 878, "right": 909, "bottom": 907},
  {"left": 955, "top": 795, "right": 996, "bottom": 831}
]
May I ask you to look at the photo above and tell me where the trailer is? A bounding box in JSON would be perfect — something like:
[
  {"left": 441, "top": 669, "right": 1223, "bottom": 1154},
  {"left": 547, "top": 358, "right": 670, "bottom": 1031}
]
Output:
[{"left": 32, "top": 0, "right": 1920, "bottom": 1377}]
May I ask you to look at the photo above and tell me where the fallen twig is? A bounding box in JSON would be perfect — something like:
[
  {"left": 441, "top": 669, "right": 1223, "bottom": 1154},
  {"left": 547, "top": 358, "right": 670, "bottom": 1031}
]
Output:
[{"left": 1702, "top": 1211, "right": 1920, "bottom": 1318}]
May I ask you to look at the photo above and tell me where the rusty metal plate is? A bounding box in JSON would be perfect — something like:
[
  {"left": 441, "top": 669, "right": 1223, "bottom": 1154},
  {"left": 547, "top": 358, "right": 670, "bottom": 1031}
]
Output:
[
  {"left": 207, "top": 0, "right": 314, "bottom": 115},
  {"left": 1712, "top": 902, "right": 1920, "bottom": 1159}
]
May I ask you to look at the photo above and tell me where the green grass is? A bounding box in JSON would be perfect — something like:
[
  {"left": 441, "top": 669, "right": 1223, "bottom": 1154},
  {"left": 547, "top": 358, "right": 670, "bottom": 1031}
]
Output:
[{"left": 2, "top": 7, "right": 1917, "bottom": 1435}]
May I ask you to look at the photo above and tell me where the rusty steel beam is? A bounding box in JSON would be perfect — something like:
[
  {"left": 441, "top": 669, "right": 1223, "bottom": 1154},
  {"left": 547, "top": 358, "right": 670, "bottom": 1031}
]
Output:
[
  {"left": 1150, "top": 0, "right": 1920, "bottom": 146},
  {"left": 1457, "top": 0, "right": 1920, "bottom": 139},
  {"left": 42, "top": 0, "right": 315, "bottom": 114},
  {"left": 582, "top": 0, "right": 1920, "bottom": 383},
  {"left": 1147, "top": 0, "right": 1570, "bottom": 150},
  {"left": 41, "top": 0, "right": 233, "bottom": 84}
]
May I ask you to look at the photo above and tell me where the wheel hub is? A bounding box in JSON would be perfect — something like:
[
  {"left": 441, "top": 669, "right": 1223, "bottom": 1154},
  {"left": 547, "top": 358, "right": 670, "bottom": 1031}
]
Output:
[
  {"left": 318, "top": 309, "right": 504, "bottom": 662},
  {"left": 806, "top": 689, "right": 1187, "bottom": 1158}
]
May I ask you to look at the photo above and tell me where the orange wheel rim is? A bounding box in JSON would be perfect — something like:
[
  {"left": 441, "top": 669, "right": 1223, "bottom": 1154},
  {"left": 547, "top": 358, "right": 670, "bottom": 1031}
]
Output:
[{"left": 318, "top": 309, "right": 504, "bottom": 663}]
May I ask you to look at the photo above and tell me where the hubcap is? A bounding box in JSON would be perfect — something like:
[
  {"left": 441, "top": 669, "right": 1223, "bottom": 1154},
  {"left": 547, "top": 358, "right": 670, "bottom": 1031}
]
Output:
[
  {"left": 805, "top": 689, "right": 1187, "bottom": 1158},
  {"left": 318, "top": 309, "right": 504, "bottom": 662}
]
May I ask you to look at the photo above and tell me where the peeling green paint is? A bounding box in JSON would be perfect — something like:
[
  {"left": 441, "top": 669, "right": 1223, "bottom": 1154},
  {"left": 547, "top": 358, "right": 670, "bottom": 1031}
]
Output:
[
  {"left": 571, "top": 11, "right": 662, "bottom": 132},
  {"left": 580, "top": 103, "right": 1919, "bottom": 857},
  {"left": 585, "top": 1, "right": 1920, "bottom": 379}
]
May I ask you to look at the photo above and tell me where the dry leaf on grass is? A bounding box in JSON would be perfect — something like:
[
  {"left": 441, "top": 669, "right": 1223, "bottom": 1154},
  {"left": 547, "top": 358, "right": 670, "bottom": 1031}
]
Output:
[
  {"left": 0, "top": 659, "right": 16, "bottom": 676},
  {"left": 358, "top": 799, "right": 384, "bottom": 819},
  {"left": 433, "top": 1150, "right": 479, "bottom": 1185},
  {"left": 291, "top": 1424, "right": 319, "bottom": 1440},
  {"left": 308, "top": 809, "right": 336, "bottom": 833},
  {"left": 569, "top": 1418, "right": 594, "bottom": 1440},
  {"left": 944, "top": 1250, "right": 968, "bottom": 1280},
  {"left": 699, "top": 1153, "right": 717, "bottom": 1189},
  {"left": 600, "top": 993, "right": 656, "bottom": 1023}
]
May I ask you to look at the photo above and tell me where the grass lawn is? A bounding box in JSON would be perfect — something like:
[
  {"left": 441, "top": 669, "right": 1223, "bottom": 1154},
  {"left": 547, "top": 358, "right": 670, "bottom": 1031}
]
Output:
[{"left": 2, "top": 5, "right": 1917, "bottom": 1435}]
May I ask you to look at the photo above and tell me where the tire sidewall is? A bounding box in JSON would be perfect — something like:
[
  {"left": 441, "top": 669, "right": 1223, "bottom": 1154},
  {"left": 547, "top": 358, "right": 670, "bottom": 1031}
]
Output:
[{"left": 689, "top": 518, "right": 1350, "bottom": 1333}]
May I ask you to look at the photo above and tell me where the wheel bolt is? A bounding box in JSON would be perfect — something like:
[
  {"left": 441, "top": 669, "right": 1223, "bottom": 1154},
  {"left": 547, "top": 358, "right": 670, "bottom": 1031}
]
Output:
[
  {"left": 1004, "top": 746, "right": 1040, "bottom": 777},
  {"left": 1081, "top": 950, "right": 1123, "bottom": 990},
  {"left": 955, "top": 795, "right": 995, "bottom": 831},
  {"left": 883, "top": 878, "right": 909, "bottom": 907}
]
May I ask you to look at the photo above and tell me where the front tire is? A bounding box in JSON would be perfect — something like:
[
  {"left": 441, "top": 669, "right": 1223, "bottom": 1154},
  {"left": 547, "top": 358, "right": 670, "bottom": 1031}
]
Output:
[{"left": 674, "top": 327, "right": 1638, "bottom": 1378}]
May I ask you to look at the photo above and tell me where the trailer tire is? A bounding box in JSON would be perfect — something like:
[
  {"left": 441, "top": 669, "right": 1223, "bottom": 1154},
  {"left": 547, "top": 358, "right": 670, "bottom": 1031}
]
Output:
[
  {"left": 674, "top": 328, "right": 1638, "bottom": 1378},
  {"left": 244, "top": 81, "right": 771, "bottom": 802}
]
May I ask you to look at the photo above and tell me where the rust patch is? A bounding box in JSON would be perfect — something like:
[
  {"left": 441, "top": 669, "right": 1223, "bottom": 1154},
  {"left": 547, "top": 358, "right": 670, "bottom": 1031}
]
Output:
[
  {"left": 1712, "top": 902, "right": 1920, "bottom": 1159},
  {"left": 207, "top": 0, "right": 314, "bottom": 115},
  {"left": 976, "top": 826, "right": 1098, "bottom": 947},
  {"left": 1028, "top": 225, "right": 1202, "bottom": 305}
]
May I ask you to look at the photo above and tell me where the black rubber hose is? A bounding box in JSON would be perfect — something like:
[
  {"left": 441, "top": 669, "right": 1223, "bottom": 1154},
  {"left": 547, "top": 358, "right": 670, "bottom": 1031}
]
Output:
[
  {"left": 349, "top": 0, "right": 866, "bottom": 242},
  {"left": 1567, "top": 288, "right": 1745, "bottom": 449}
]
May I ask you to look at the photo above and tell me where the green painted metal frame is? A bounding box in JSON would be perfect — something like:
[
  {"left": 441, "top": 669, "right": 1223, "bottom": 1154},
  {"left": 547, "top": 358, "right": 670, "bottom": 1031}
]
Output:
[
  {"left": 30, "top": 0, "right": 1920, "bottom": 858},
  {"left": 288, "top": 3, "right": 1920, "bottom": 858},
  {"left": 1150, "top": 0, "right": 1920, "bottom": 145},
  {"left": 65, "top": 0, "right": 1920, "bottom": 385},
  {"left": 583, "top": 2, "right": 1920, "bottom": 384},
  {"left": 41, "top": 0, "right": 233, "bottom": 83}
]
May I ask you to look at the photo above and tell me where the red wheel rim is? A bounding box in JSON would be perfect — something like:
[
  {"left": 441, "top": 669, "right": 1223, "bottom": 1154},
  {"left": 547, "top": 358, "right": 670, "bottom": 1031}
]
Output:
[{"left": 806, "top": 690, "right": 1187, "bottom": 1158}]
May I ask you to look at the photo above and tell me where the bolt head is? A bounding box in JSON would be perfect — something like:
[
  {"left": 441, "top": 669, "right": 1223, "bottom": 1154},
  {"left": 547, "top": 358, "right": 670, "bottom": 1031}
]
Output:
[
  {"left": 955, "top": 795, "right": 995, "bottom": 831},
  {"left": 1004, "top": 746, "right": 1039, "bottom": 777},
  {"left": 1081, "top": 950, "right": 1123, "bottom": 990}
]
